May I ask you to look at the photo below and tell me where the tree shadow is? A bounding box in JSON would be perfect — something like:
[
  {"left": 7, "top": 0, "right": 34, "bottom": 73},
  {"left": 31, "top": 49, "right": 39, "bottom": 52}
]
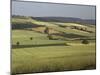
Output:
[{"left": 12, "top": 43, "right": 69, "bottom": 49}]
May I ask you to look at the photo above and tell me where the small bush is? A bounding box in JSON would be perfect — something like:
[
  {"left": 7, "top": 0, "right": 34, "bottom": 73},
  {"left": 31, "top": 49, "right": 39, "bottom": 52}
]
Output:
[
  {"left": 44, "top": 27, "right": 49, "bottom": 34},
  {"left": 30, "top": 37, "right": 33, "bottom": 40},
  {"left": 16, "top": 42, "right": 20, "bottom": 46},
  {"left": 82, "top": 40, "right": 89, "bottom": 44}
]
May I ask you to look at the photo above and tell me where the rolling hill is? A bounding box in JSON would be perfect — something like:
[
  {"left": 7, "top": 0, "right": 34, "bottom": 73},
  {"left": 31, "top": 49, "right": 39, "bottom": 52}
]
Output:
[
  {"left": 32, "top": 17, "right": 96, "bottom": 25},
  {"left": 12, "top": 15, "right": 96, "bottom": 74}
]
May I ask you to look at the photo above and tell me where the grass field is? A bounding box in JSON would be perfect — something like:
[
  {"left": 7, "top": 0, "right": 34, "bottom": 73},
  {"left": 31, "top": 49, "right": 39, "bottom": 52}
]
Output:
[{"left": 12, "top": 16, "right": 96, "bottom": 74}]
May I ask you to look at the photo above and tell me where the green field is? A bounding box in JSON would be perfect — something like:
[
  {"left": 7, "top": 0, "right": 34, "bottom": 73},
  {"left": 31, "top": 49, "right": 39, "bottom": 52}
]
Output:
[{"left": 12, "top": 16, "right": 96, "bottom": 74}]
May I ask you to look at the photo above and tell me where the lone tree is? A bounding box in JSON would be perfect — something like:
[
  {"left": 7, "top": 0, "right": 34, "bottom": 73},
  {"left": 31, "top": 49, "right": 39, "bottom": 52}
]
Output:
[
  {"left": 16, "top": 41, "right": 20, "bottom": 46},
  {"left": 44, "top": 27, "right": 49, "bottom": 34},
  {"left": 82, "top": 39, "right": 89, "bottom": 44},
  {"left": 30, "top": 37, "right": 33, "bottom": 40}
]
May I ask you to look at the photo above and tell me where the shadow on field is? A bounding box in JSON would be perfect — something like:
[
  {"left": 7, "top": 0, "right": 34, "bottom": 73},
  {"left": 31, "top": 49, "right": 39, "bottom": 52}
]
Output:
[
  {"left": 51, "top": 33, "right": 87, "bottom": 38},
  {"left": 12, "top": 43, "right": 68, "bottom": 49}
]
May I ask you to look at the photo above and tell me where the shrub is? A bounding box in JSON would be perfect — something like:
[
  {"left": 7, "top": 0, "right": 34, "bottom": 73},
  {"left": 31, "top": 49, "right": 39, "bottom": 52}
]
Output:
[
  {"left": 16, "top": 42, "right": 20, "bottom": 46},
  {"left": 44, "top": 27, "right": 49, "bottom": 34},
  {"left": 30, "top": 37, "right": 33, "bottom": 40},
  {"left": 82, "top": 40, "right": 89, "bottom": 44}
]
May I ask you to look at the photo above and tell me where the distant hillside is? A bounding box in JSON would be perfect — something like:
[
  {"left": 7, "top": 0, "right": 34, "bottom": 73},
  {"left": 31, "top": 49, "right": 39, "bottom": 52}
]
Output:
[
  {"left": 12, "top": 15, "right": 95, "bottom": 40},
  {"left": 12, "top": 15, "right": 96, "bottom": 25},
  {"left": 32, "top": 17, "right": 96, "bottom": 25}
]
